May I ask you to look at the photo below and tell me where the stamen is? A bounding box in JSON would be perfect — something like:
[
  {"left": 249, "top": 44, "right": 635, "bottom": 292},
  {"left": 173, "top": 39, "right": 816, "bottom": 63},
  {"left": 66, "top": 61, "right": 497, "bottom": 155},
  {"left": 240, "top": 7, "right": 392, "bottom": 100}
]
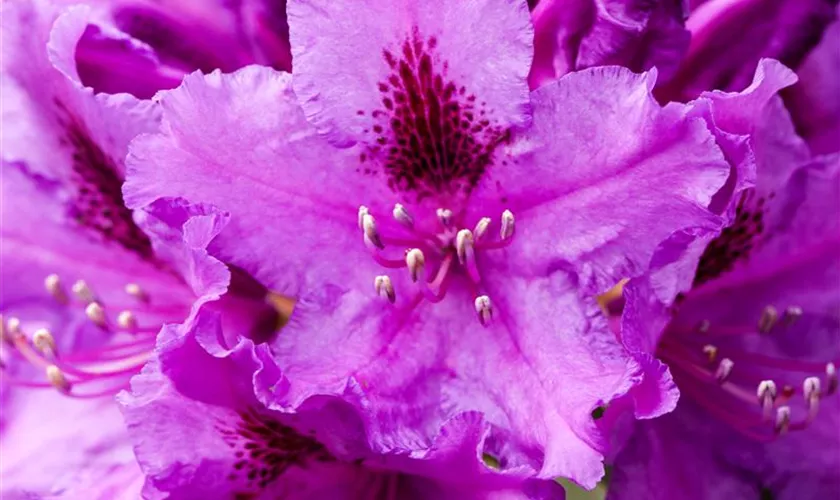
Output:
[
  {"left": 774, "top": 406, "right": 791, "bottom": 435},
  {"left": 702, "top": 344, "right": 718, "bottom": 363},
  {"left": 46, "top": 365, "right": 71, "bottom": 393},
  {"left": 436, "top": 208, "right": 453, "bottom": 227},
  {"left": 758, "top": 305, "right": 778, "bottom": 333},
  {"left": 698, "top": 320, "right": 711, "bottom": 333},
  {"left": 803, "top": 377, "right": 821, "bottom": 420},
  {"left": 362, "top": 212, "right": 384, "bottom": 249},
  {"left": 44, "top": 274, "right": 68, "bottom": 304},
  {"left": 473, "top": 217, "right": 491, "bottom": 241},
  {"left": 2, "top": 316, "right": 21, "bottom": 345},
  {"left": 405, "top": 249, "right": 425, "bottom": 283},
  {"left": 455, "top": 229, "right": 474, "bottom": 265},
  {"left": 783, "top": 306, "right": 802, "bottom": 325},
  {"left": 374, "top": 275, "right": 396, "bottom": 304},
  {"left": 392, "top": 203, "right": 414, "bottom": 228},
  {"left": 124, "top": 283, "right": 148, "bottom": 302},
  {"left": 715, "top": 358, "right": 734, "bottom": 383},
  {"left": 827, "top": 363, "right": 838, "bottom": 395},
  {"left": 358, "top": 205, "right": 370, "bottom": 229},
  {"left": 500, "top": 210, "right": 515, "bottom": 240},
  {"left": 474, "top": 295, "right": 493, "bottom": 327},
  {"left": 32, "top": 328, "right": 57, "bottom": 359},
  {"left": 117, "top": 310, "right": 137, "bottom": 330},
  {"left": 756, "top": 380, "right": 777, "bottom": 420},
  {"left": 85, "top": 302, "right": 107, "bottom": 327},
  {"left": 72, "top": 279, "right": 96, "bottom": 304}
]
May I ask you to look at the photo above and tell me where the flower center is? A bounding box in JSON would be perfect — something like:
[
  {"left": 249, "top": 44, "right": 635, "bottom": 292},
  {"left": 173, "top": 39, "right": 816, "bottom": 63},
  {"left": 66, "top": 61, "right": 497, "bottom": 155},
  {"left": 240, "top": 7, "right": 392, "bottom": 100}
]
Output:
[
  {"left": 659, "top": 305, "right": 838, "bottom": 441},
  {"left": 358, "top": 203, "right": 515, "bottom": 326},
  {"left": 0, "top": 274, "right": 180, "bottom": 398}
]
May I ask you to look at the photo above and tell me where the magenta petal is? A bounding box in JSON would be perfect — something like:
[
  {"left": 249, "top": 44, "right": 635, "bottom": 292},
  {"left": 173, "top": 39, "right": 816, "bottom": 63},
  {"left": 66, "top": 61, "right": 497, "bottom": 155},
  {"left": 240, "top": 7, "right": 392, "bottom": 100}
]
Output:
[
  {"left": 262, "top": 267, "right": 639, "bottom": 488},
  {"left": 288, "top": 0, "right": 534, "bottom": 147},
  {"left": 0, "top": 389, "right": 143, "bottom": 499},
  {"left": 530, "top": 0, "right": 690, "bottom": 89},
  {"left": 125, "top": 66, "right": 391, "bottom": 297},
  {"left": 610, "top": 397, "right": 840, "bottom": 500},
  {"left": 659, "top": 0, "right": 837, "bottom": 101},
  {"left": 120, "top": 318, "right": 565, "bottom": 498},
  {"left": 477, "top": 66, "right": 728, "bottom": 293},
  {"left": 784, "top": 7, "right": 840, "bottom": 155}
]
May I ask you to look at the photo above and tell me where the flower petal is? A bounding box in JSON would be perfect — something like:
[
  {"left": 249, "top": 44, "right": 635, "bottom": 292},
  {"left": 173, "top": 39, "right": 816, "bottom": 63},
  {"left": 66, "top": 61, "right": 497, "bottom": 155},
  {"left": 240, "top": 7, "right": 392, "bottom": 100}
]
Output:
[
  {"left": 120, "top": 317, "right": 564, "bottom": 498},
  {"left": 261, "top": 266, "right": 638, "bottom": 488},
  {"left": 75, "top": 22, "right": 185, "bottom": 99},
  {"left": 657, "top": 0, "right": 838, "bottom": 101},
  {"left": 2, "top": 2, "right": 162, "bottom": 179},
  {"left": 610, "top": 397, "right": 840, "bottom": 500},
  {"left": 288, "top": 0, "right": 533, "bottom": 147},
  {"left": 0, "top": 389, "right": 143, "bottom": 499},
  {"left": 529, "top": 0, "right": 690, "bottom": 88},
  {"left": 125, "top": 67, "right": 393, "bottom": 299},
  {"left": 784, "top": 7, "right": 840, "bottom": 155},
  {"left": 477, "top": 66, "right": 728, "bottom": 292}
]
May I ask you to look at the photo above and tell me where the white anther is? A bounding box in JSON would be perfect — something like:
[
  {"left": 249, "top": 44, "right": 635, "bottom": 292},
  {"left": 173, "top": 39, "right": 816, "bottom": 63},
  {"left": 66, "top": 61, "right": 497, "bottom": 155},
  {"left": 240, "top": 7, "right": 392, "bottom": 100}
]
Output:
[
  {"left": 500, "top": 209, "right": 515, "bottom": 240},
  {"left": 715, "top": 358, "right": 734, "bottom": 383},
  {"left": 32, "top": 328, "right": 57, "bottom": 357},
  {"left": 757, "top": 380, "right": 777, "bottom": 419},
  {"left": 71, "top": 279, "right": 95, "bottom": 304},
  {"left": 374, "top": 275, "right": 396, "bottom": 304},
  {"left": 44, "top": 274, "right": 68, "bottom": 303},
  {"left": 758, "top": 305, "right": 778, "bottom": 333},
  {"left": 0, "top": 315, "right": 9, "bottom": 344},
  {"left": 85, "top": 302, "right": 107, "bottom": 327},
  {"left": 702, "top": 344, "right": 718, "bottom": 363},
  {"left": 698, "top": 320, "right": 711, "bottom": 333},
  {"left": 358, "top": 206, "right": 370, "bottom": 229},
  {"left": 774, "top": 406, "right": 791, "bottom": 435},
  {"left": 804, "top": 377, "right": 821, "bottom": 400},
  {"left": 1, "top": 316, "right": 21, "bottom": 344},
  {"left": 474, "top": 295, "right": 493, "bottom": 327},
  {"left": 456, "top": 229, "right": 474, "bottom": 265},
  {"left": 784, "top": 306, "right": 803, "bottom": 325},
  {"left": 827, "top": 363, "right": 838, "bottom": 395},
  {"left": 125, "top": 283, "right": 148, "bottom": 302},
  {"left": 436, "top": 208, "right": 453, "bottom": 227},
  {"left": 117, "top": 310, "right": 137, "bottom": 330},
  {"left": 804, "top": 377, "right": 822, "bottom": 421},
  {"left": 46, "top": 365, "right": 71, "bottom": 393},
  {"left": 405, "top": 249, "right": 426, "bottom": 283},
  {"left": 362, "top": 213, "right": 384, "bottom": 249},
  {"left": 473, "top": 217, "right": 491, "bottom": 241},
  {"left": 392, "top": 203, "right": 414, "bottom": 227}
]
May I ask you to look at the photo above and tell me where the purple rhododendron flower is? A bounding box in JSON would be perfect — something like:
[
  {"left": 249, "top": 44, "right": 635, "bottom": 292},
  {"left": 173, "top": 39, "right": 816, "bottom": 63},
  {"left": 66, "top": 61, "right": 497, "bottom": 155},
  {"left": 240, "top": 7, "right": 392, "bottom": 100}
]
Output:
[
  {"left": 118, "top": 326, "right": 565, "bottom": 499},
  {"left": 606, "top": 62, "right": 840, "bottom": 498},
  {"left": 124, "top": 0, "right": 733, "bottom": 487},
  {"left": 528, "top": 0, "right": 690, "bottom": 89},
  {"left": 56, "top": 0, "right": 293, "bottom": 99}
]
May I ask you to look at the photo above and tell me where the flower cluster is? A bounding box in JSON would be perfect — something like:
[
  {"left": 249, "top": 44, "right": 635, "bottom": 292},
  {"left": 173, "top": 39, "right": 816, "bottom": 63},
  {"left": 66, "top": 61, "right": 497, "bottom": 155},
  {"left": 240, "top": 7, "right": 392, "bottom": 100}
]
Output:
[{"left": 1, "top": 0, "right": 837, "bottom": 498}]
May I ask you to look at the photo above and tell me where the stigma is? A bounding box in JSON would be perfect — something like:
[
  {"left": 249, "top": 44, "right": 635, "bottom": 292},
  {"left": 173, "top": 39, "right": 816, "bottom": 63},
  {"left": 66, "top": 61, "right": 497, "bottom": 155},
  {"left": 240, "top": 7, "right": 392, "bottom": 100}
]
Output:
[{"left": 359, "top": 203, "right": 515, "bottom": 326}]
